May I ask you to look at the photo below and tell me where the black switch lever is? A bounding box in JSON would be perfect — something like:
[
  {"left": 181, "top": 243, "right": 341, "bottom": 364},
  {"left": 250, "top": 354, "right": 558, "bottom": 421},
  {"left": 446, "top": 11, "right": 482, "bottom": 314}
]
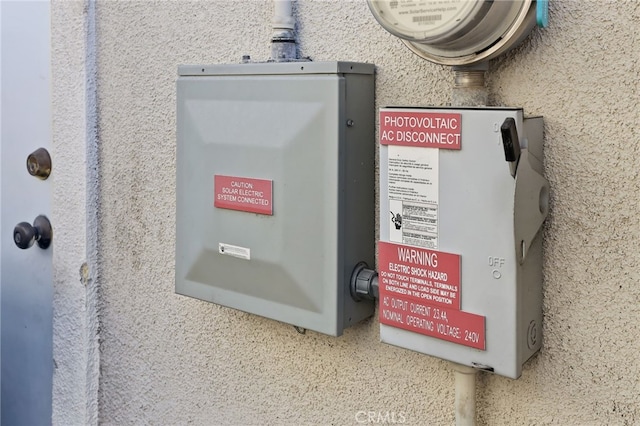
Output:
[{"left": 501, "top": 117, "right": 521, "bottom": 178}]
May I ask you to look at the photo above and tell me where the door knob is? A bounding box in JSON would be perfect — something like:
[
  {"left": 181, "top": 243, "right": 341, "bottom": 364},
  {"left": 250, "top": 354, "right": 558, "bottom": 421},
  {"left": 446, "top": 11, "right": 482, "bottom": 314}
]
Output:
[
  {"left": 13, "top": 215, "right": 52, "bottom": 250},
  {"left": 26, "top": 147, "right": 52, "bottom": 180}
]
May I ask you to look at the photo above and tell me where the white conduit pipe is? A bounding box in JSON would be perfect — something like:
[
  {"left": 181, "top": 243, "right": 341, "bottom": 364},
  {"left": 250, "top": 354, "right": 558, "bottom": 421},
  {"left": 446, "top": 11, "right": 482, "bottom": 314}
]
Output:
[
  {"left": 454, "top": 364, "right": 477, "bottom": 426},
  {"left": 273, "top": 0, "right": 295, "bottom": 30}
]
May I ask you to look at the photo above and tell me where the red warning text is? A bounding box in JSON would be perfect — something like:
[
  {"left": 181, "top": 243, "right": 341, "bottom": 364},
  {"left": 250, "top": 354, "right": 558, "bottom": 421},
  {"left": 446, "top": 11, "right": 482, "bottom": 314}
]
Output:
[
  {"left": 380, "top": 110, "right": 462, "bottom": 149},
  {"left": 214, "top": 175, "right": 273, "bottom": 215}
]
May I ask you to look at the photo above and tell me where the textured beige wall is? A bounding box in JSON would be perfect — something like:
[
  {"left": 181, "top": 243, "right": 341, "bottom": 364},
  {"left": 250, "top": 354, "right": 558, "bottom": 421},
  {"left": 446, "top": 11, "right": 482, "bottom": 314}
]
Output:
[{"left": 57, "top": 0, "right": 640, "bottom": 424}]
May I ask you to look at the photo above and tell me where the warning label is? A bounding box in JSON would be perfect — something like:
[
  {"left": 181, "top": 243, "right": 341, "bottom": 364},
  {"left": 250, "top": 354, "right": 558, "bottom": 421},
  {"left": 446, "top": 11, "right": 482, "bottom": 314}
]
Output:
[
  {"left": 379, "top": 241, "right": 460, "bottom": 309},
  {"left": 214, "top": 175, "right": 273, "bottom": 215},
  {"left": 380, "top": 110, "right": 462, "bottom": 150},
  {"left": 378, "top": 241, "right": 486, "bottom": 350}
]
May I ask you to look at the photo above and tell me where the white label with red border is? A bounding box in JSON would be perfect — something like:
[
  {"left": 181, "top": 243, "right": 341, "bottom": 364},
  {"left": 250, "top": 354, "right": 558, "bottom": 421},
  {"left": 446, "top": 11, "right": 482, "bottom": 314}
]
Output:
[{"left": 214, "top": 175, "right": 273, "bottom": 215}]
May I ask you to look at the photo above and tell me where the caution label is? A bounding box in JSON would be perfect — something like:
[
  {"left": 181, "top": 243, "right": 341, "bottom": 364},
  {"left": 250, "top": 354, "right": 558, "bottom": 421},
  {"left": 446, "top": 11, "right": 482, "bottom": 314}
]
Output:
[
  {"left": 380, "top": 110, "right": 462, "bottom": 149},
  {"left": 214, "top": 175, "right": 273, "bottom": 215}
]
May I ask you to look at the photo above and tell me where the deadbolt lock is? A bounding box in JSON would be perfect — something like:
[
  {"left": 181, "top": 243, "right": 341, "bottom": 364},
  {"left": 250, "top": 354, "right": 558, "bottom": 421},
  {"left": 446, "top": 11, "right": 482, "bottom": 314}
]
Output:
[
  {"left": 13, "top": 215, "right": 52, "bottom": 250},
  {"left": 26, "top": 147, "right": 51, "bottom": 180}
]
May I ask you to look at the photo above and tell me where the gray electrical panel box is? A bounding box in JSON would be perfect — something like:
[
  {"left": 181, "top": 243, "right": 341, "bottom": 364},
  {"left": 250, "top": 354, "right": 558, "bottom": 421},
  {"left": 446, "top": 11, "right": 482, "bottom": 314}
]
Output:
[
  {"left": 176, "top": 62, "right": 375, "bottom": 336},
  {"left": 377, "top": 107, "right": 548, "bottom": 378}
]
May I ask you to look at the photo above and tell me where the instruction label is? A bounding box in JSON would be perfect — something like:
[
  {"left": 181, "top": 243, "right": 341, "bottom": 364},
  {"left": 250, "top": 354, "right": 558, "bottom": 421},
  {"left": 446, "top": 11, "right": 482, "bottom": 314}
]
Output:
[
  {"left": 388, "top": 145, "right": 439, "bottom": 249},
  {"left": 378, "top": 241, "right": 485, "bottom": 350},
  {"left": 214, "top": 175, "right": 273, "bottom": 215}
]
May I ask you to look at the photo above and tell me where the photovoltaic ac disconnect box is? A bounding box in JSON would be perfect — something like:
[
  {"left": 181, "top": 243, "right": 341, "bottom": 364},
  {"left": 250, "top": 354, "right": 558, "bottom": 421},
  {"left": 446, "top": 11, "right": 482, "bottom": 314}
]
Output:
[
  {"left": 377, "top": 107, "right": 548, "bottom": 378},
  {"left": 175, "top": 62, "right": 376, "bottom": 336}
]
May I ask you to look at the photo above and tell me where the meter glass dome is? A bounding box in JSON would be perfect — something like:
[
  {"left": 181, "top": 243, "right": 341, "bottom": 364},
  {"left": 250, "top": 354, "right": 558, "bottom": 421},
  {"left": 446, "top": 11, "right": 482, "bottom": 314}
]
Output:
[
  {"left": 368, "top": 0, "right": 486, "bottom": 42},
  {"left": 367, "top": 0, "right": 537, "bottom": 66}
]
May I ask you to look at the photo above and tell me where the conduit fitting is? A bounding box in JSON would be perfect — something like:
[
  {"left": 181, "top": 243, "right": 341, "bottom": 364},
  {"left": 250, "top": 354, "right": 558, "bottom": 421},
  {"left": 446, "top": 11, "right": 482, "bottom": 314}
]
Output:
[
  {"left": 453, "top": 68, "right": 485, "bottom": 89},
  {"left": 452, "top": 64, "right": 489, "bottom": 107},
  {"left": 270, "top": 31, "right": 297, "bottom": 62},
  {"left": 270, "top": 0, "right": 298, "bottom": 62},
  {"left": 350, "top": 262, "right": 379, "bottom": 301}
]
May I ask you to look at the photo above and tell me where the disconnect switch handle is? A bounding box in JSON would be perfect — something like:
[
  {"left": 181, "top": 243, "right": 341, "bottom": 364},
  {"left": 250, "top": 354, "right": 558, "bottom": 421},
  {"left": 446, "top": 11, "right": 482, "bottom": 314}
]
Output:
[{"left": 501, "top": 117, "right": 521, "bottom": 178}]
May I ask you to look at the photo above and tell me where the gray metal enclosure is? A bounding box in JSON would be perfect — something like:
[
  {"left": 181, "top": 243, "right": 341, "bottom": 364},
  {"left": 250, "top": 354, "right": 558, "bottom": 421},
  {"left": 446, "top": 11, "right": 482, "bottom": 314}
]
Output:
[
  {"left": 378, "top": 107, "right": 547, "bottom": 378},
  {"left": 176, "top": 62, "right": 376, "bottom": 336}
]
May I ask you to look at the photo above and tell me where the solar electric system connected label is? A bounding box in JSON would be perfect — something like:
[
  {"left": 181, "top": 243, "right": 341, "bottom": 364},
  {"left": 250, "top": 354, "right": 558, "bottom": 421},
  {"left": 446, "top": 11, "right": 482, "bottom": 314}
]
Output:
[
  {"left": 214, "top": 175, "right": 273, "bottom": 215},
  {"left": 379, "top": 108, "right": 486, "bottom": 350}
]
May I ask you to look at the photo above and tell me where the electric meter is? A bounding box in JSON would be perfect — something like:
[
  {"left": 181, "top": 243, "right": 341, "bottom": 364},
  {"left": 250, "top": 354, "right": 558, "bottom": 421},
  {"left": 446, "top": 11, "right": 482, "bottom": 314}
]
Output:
[{"left": 367, "top": 0, "right": 539, "bottom": 65}]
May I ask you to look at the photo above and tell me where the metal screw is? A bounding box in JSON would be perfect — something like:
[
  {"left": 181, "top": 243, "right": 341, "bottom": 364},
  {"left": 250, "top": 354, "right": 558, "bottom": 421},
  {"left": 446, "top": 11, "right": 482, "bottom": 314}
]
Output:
[{"left": 346, "top": 119, "right": 354, "bottom": 127}]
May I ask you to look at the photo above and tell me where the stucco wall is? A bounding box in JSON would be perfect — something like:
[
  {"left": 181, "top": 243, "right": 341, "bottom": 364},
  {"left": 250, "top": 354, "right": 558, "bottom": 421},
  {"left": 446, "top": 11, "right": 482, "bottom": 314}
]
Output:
[
  {"left": 52, "top": 0, "right": 639, "bottom": 424},
  {"left": 51, "top": 1, "right": 99, "bottom": 424}
]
